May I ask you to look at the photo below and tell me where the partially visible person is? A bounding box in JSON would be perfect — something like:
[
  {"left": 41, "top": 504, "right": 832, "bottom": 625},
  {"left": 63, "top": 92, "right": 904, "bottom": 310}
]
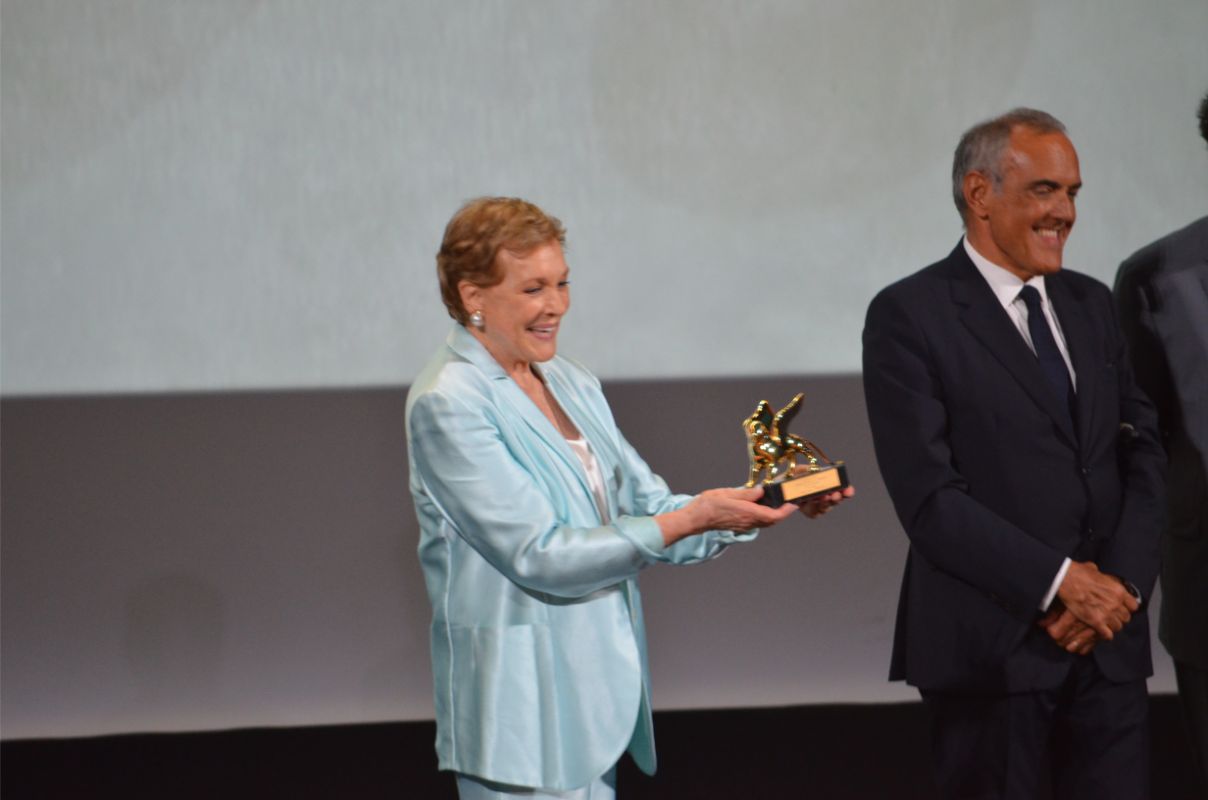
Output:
[
  {"left": 406, "top": 197, "right": 851, "bottom": 799},
  {"left": 1113, "top": 91, "right": 1208, "bottom": 796},
  {"left": 863, "top": 109, "right": 1166, "bottom": 799}
]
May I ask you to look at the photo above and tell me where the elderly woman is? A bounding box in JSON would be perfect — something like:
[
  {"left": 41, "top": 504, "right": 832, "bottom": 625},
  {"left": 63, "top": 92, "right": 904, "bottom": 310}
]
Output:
[{"left": 406, "top": 197, "right": 849, "bottom": 799}]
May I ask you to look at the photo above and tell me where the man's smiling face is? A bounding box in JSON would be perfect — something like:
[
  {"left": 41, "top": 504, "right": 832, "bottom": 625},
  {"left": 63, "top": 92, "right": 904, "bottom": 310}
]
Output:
[{"left": 968, "top": 127, "right": 1081, "bottom": 281}]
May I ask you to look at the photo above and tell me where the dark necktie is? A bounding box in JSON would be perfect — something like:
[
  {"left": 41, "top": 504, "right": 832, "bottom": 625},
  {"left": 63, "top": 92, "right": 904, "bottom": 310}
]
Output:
[{"left": 1018, "top": 284, "right": 1074, "bottom": 418}]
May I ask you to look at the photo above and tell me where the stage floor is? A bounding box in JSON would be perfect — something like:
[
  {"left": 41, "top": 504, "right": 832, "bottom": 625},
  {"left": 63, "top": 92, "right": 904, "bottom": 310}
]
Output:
[{"left": 3, "top": 697, "right": 1201, "bottom": 799}]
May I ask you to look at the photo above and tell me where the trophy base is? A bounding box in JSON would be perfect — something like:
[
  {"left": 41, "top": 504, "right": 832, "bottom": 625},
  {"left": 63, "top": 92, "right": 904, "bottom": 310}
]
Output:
[{"left": 757, "top": 462, "right": 849, "bottom": 508}]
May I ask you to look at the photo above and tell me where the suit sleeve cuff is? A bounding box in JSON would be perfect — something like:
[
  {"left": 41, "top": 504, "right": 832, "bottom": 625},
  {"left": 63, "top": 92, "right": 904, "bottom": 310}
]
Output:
[
  {"left": 1040, "top": 557, "right": 1072, "bottom": 611},
  {"left": 1119, "top": 578, "right": 1143, "bottom": 606},
  {"left": 613, "top": 515, "right": 671, "bottom": 562}
]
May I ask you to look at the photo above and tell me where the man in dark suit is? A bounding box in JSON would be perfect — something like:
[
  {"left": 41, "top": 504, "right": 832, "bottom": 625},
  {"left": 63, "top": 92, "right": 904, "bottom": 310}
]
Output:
[
  {"left": 862, "top": 108, "right": 1166, "bottom": 799},
  {"left": 1113, "top": 91, "right": 1208, "bottom": 795}
]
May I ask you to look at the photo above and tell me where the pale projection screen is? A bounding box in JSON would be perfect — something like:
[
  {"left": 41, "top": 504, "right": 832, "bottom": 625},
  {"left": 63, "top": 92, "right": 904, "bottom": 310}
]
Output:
[
  {"left": 2, "top": 1, "right": 1206, "bottom": 739},
  {"left": 5, "top": 1, "right": 1208, "bottom": 395}
]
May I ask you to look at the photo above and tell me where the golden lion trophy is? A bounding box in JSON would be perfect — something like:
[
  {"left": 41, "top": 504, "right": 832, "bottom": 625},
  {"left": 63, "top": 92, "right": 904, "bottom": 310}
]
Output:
[{"left": 742, "top": 393, "right": 849, "bottom": 507}]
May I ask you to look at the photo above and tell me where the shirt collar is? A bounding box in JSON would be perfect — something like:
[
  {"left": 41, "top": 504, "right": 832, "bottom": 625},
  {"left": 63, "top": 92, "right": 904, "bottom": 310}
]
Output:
[{"left": 963, "top": 236, "right": 1050, "bottom": 311}]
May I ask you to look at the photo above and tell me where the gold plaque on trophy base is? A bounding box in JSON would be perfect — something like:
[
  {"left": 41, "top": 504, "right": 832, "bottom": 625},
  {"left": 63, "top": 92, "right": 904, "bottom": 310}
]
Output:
[{"left": 757, "top": 462, "right": 849, "bottom": 508}]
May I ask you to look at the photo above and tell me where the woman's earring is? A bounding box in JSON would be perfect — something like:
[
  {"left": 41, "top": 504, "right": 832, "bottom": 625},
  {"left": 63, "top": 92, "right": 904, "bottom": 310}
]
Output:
[{"left": 469, "top": 310, "right": 484, "bottom": 329}]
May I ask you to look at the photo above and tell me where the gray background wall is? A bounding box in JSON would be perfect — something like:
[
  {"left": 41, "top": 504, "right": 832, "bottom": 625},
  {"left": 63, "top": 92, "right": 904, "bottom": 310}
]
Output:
[{"left": 2, "top": 0, "right": 1205, "bottom": 740}]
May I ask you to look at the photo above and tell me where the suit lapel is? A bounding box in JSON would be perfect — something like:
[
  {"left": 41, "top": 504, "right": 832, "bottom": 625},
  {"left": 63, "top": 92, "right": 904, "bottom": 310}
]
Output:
[
  {"left": 1152, "top": 263, "right": 1208, "bottom": 456},
  {"left": 498, "top": 380, "right": 594, "bottom": 491},
  {"left": 539, "top": 363, "right": 621, "bottom": 517},
  {"left": 446, "top": 325, "right": 596, "bottom": 503},
  {"left": 1047, "top": 275, "right": 1099, "bottom": 447},
  {"left": 947, "top": 247, "right": 1078, "bottom": 445}
]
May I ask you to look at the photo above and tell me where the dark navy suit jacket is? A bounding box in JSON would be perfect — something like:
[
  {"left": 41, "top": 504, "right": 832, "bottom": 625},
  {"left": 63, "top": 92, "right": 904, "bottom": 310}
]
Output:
[
  {"left": 862, "top": 242, "right": 1165, "bottom": 692},
  {"left": 1116, "top": 216, "right": 1208, "bottom": 670}
]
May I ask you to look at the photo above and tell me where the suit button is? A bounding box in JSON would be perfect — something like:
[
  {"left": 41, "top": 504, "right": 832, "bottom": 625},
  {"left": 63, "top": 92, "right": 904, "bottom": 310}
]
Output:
[{"left": 1081, "top": 466, "right": 1090, "bottom": 476}]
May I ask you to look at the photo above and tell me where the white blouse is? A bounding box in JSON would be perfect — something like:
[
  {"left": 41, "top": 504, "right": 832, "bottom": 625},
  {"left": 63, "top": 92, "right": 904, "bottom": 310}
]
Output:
[{"left": 566, "top": 437, "right": 611, "bottom": 524}]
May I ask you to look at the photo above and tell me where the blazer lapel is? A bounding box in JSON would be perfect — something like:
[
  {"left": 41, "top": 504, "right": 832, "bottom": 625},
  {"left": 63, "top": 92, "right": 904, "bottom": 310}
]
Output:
[
  {"left": 1151, "top": 262, "right": 1208, "bottom": 456},
  {"left": 1047, "top": 275, "right": 1099, "bottom": 447},
  {"left": 537, "top": 363, "right": 619, "bottom": 515},
  {"left": 496, "top": 379, "right": 596, "bottom": 500},
  {"left": 947, "top": 247, "right": 1077, "bottom": 445},
  {"left": 446, "top": 325, "right": 596, "bottom": 503}
]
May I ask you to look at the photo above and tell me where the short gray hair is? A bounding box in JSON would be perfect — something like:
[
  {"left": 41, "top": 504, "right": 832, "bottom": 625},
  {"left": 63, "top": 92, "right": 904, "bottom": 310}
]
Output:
[{"left": 952, "top": 108, "right": 1067, "bottom": 220}]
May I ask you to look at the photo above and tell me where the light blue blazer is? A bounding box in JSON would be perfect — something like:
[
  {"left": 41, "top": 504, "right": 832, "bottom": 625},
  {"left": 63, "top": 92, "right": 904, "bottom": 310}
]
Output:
[{"left": 406, "top": 325, "right": 753, "bottom": 791}]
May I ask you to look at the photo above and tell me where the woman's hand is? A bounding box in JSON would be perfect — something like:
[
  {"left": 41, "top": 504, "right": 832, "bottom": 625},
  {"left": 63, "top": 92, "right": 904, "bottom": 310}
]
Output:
[{"left": 656, "top": 486, "right": 798, "bottom": 547}]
